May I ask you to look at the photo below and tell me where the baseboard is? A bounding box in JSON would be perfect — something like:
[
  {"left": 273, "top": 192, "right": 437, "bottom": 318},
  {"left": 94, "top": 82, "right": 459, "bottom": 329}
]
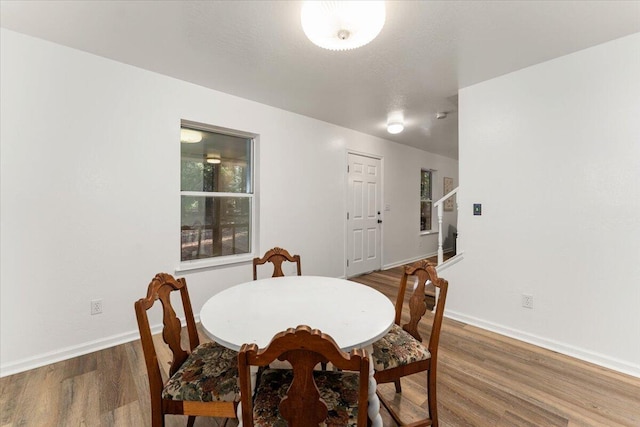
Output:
[
  {"left": 383, "top": 254, "right": 433, "bottom": 270},
  {"left": 445, "top": 310, "right": 640, "bottom": 379},
  {"left": 0, "top": 330, "right": 141, "bottom": 378},
  {"left": 0, "top": 317, "right": 193, "bottom": 378},
  {"left": 382, "top": 249, "right": 455, "bottom": 271}
]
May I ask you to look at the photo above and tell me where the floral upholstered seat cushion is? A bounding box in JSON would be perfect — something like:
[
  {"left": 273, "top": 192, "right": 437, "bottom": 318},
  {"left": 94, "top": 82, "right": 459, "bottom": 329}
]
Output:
[
  {"left": 162, "top": 342, "right": 240, "bottom": 402},
  {"left": 252, "top": 368, "right": 361, "bottom": 426},
  {"left": 372, "top": 324, "right": 431, "bottom": 371}
]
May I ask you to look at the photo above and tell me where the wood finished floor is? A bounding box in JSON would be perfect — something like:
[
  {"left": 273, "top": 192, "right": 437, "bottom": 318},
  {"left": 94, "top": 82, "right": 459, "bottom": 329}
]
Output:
[{"left": 2, "top": 267, "right": 639, "bottom": 426}]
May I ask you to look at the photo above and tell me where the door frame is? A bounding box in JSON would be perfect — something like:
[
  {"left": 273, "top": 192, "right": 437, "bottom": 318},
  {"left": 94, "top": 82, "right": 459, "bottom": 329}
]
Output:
[{"left": 344, "top": 150, "right": 384, "bottom": 278}]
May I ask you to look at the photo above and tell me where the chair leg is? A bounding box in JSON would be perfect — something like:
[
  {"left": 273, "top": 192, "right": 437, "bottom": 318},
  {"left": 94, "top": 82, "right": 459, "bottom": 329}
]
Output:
[
  {"left": 427, "top": 369, "right": 438, "bottom": 427},
  {"left": 151, "top": 408, "right": 164, "bottom": 427},
  {"left": 187, "top": 416, "right": 196, "bottom": 427},
  {"left": 394, "top": 379, "right": 402, "bottom": 393}
]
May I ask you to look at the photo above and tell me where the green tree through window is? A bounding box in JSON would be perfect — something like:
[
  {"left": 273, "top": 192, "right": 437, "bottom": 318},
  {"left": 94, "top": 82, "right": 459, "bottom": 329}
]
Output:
[{"left": 180, "top": 124, "right": 254, "bottom": 262}]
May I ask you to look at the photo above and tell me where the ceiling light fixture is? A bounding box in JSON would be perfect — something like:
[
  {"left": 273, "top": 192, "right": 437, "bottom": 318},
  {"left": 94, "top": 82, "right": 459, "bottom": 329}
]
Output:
[
  {"left": 180, "top": 129, "right": 202, "bottom": 143},
  {"left": 301, "top": 1, "right": 386, "bottom": 51},
  {"left": 206, "top": 156, "right": 221, "bottom": 164},
  {"left": 387, "top": 121, "right": 404, "bottom": 134}
]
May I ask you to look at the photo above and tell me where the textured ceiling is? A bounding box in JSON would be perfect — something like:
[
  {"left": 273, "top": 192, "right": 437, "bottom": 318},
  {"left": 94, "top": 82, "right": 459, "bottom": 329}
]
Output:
[{"left": 2, "top": 1, "right": 639, "bottom": 159}]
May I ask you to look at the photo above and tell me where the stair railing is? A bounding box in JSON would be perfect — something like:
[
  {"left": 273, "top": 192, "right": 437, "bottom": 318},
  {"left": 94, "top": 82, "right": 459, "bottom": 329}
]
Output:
[
  {"left": 429, "top": 186, "right": 459, "bottom": 312},
  {"left": 433, "top": 186, "right": 459, "bottom": 265}
]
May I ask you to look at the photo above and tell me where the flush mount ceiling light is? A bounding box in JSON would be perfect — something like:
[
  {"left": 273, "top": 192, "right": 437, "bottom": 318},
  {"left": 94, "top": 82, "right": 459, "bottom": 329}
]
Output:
[
  {"left": 206, "top": 156, "right": 221, "bottom": 164},
  {"left": 180, "top": 129, "right": 202, "bottom": 143},
  {"left": 387, "top": 121, "right": 404, "bottom": 134},
  {"left": 301, "top": 1, "right": 386, "bottom": 51},
  {"left": 387, "top": 111, "right": 404, "bottom": 134}
]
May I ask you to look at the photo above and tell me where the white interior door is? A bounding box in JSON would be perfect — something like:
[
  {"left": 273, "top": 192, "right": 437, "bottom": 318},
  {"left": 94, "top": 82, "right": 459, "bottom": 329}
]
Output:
[{"left": 347, "top": 153, "right": 382, "bottom": 277}]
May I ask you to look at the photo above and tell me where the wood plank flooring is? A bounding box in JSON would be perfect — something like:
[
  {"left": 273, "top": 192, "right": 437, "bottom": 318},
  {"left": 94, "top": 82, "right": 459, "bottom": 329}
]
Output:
[
  {"left": 351, "top": 267, "right": 640, "bottom": 427},
  {"left": 1, "top": 267, "right": 639, "bottom": 426}
]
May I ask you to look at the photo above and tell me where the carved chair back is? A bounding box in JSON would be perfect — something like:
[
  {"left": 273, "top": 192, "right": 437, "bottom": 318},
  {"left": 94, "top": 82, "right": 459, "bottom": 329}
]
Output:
[
  {"left": 135, "top": 274, "right": 200, "bottom": 401},
  {"left": 394, "top": 260, "right": 449, "bottom": 357},
  {"left": 238, "top": 325, "right": 370, "bottom": 427},
  {"left": 253, "top": 247, "right": 302, "bottom": 280}
]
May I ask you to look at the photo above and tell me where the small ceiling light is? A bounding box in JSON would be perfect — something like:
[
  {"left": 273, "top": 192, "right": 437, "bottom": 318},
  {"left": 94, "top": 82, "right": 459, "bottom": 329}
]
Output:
[
  {"left": 206, "top": 156, "right": 221, "bottom": 164},
  {"left": 387, "top": 121, "right": 404, "bottom": 134},
  {"left": 301, "top": 1, "right": 386, "bottom": 51},
  {"left": 180, "top": 129, "right": 202, "bottom": 143}
]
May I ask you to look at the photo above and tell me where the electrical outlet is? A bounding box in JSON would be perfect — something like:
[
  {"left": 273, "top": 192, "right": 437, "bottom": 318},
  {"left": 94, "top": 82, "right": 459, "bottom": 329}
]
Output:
[
  {"left": 521, "top": 294, "right": 533, "bottom": 309},
  {"left": 91, "top": 299, "right": 103, "bottom": 315}
]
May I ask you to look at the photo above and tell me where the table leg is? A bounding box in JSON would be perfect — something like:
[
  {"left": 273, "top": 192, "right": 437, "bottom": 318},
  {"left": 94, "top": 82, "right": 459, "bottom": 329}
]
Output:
[{"left": 368, "top": 352, "right": 382, "bottom": 427}]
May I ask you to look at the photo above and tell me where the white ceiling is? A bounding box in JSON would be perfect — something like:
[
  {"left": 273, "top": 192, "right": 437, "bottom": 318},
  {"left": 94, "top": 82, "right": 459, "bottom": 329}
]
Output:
[{"left": 2, "top": 1, "right": 639, "bottom": 159}]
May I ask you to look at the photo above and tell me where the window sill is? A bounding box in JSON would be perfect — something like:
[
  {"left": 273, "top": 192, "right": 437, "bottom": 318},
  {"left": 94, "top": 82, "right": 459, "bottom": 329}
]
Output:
[
  {"left": 419, "top": 230, "right": 439, "bottom": 236},
  {"left": 175, "top": 253, "right": 254, "bottom": 273}
]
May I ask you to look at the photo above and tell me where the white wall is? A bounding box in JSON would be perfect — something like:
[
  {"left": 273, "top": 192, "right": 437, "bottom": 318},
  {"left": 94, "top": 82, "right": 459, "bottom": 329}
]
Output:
[
  {"left": 445, "top": 33, "right": 640, "bottom": 377},
  {"left": 0, "top": 29, "right": 458, "bottom": 376}
]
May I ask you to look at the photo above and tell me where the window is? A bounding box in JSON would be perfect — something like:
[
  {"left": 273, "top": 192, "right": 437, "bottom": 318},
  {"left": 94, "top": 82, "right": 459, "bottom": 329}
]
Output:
[
  {"left": 180, "top": 121, "right": 255, "bottom": 265},
  {"left": 420, "top": 169, "right": 432, "bottom": 232}
]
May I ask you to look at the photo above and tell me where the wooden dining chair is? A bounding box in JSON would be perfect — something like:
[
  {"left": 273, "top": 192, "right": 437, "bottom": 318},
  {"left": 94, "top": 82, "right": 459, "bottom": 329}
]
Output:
[
  {"left": 252, "top": 246, "right": 301, "bottom": 280},
  {"left": 371, "top": 260, "right": 449, "bottom": 427},
  {"left": 134, "top": 273, "right": 239, "bottom": 427},
  {"left": 238, "top": 325, "right": 370, "bottom": 427}
]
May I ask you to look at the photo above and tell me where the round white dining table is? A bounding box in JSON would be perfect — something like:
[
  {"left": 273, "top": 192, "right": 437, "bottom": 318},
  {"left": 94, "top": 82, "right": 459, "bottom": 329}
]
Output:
[{"left": 199, "top": 275, "right": 395, "bottom": 427}]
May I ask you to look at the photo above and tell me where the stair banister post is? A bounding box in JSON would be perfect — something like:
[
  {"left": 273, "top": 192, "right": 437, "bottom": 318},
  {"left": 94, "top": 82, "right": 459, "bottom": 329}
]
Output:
[
  {"left": 437, "top": 203, "right": 444, "bottom": 265},
  {"left": 456, "top": 197, "right": 460, "bottom": 255}
]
